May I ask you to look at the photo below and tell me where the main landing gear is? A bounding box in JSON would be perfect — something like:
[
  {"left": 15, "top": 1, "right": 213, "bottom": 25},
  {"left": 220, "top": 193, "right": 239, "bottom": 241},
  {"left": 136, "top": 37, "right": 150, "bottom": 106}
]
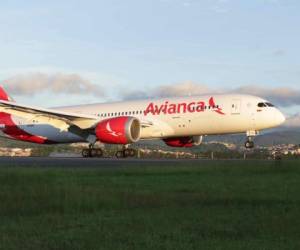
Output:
[
  {"left": 115, "top": 148, "right": 137, "bottom": 158},
  {"left": 82, "top": 144, "right": 103, "bottom": 158},
  {"left": 82, "top": 144, "right": 137, "bottom": 158}
]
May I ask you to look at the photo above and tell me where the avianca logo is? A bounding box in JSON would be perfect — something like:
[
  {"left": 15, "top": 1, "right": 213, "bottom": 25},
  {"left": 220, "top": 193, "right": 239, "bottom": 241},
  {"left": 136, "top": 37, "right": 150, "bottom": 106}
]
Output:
[
  {"left": 209, "top": 97, "right": 225, "bottom": 115},
  {"left": 144, "top": 97, "right": 225, "bottom": 116},
  {"left": 106, "top": 122, "right": 120, "bottom": 137}
]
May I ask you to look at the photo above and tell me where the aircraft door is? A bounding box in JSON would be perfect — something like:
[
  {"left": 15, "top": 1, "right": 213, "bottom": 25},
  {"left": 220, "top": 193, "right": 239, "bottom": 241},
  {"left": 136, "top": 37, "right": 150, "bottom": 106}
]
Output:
[
  {"left": 251, "top": 111, "right": 256, "bottom": 129},
  {"left": 231, "top": 99, "right": 241, "bottom": 114}
]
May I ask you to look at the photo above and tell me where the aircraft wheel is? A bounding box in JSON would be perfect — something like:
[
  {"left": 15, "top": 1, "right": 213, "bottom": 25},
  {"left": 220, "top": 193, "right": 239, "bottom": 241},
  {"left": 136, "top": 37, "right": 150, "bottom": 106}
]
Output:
[
  {"left": 124, "top": 148, "right": 135, "bottom": 158},
  {"left": 116, "top": 151, "right": 125, "bottom": 158},
  {"left": 245, "top": 141, "right": 254, "bottom": 149},
  {"left": 124, "top": 149, "right": 130, "bottom": 157},
  {"left": 116, "top": 149, "right": 136, "bottom": 158},
  {"left": 82, "top": 149, "right": 91, "bottom": 158},
  {"left": 128, "top": 149, "right": 136, "bottom": 157},
  {"left": 89, "top": 149, "right": 103, "bottom": 158},
  {"left": 95, "top": 148, "right": 103, "bottom": 157},
  {"left": 90, "top": 149, "right": 98, "bottom": 158}
]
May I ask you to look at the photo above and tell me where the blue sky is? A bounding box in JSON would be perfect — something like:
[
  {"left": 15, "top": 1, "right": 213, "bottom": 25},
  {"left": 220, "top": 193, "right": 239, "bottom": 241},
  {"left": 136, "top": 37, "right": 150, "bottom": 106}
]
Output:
[{"left": 0, "top": 0, "right": 299, "bottom": 111}]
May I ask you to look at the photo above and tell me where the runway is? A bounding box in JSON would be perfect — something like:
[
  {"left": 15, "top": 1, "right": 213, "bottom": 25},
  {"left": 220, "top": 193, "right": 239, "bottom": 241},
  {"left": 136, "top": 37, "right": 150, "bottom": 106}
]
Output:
[
  {"left": 0, "top": 156, "right": 215, "bottom": 168},
  {"left": 0, "top": 156, "right": 271, "bottom": 168}
]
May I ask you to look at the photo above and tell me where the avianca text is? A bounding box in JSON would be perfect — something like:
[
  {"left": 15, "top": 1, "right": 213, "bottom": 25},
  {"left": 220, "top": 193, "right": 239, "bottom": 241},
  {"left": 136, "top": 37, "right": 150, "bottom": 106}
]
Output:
[{"left": 144, "top": 97, "right": 225, "bottom": 116}]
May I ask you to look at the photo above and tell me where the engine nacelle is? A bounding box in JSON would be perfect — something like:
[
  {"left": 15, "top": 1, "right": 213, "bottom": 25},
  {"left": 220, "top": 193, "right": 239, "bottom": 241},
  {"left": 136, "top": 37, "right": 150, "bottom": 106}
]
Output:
[
  {"left": 95, "top": 116, "right": 141, "bottom": 144},
  {"left": 164, "top": 136, "right": 203, "bottom": 147}
]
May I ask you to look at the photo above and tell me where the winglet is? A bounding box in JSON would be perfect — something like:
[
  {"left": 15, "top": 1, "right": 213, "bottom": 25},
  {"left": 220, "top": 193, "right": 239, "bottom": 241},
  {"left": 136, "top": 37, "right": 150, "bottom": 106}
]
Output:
[{"left": 0, "top": 86, "right": 14, "bottom": 102}]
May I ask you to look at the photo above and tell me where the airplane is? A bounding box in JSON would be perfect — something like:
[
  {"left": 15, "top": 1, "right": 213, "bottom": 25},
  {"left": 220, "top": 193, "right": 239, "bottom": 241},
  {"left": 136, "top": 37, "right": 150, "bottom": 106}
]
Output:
[{"left": 0, "top": 86, "right": 285, "bottom": 158}]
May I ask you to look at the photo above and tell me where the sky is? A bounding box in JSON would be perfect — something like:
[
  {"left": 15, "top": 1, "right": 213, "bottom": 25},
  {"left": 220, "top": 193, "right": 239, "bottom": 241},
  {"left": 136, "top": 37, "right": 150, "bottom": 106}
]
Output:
[{"left": 0, "top": 0, "right": 299, "bottom": 118}]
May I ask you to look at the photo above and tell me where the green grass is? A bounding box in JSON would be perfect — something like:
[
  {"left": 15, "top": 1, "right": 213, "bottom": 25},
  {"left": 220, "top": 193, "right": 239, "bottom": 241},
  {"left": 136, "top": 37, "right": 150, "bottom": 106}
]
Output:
[{"left": 0, "top": 160, "right": 300, "bottom": 250}]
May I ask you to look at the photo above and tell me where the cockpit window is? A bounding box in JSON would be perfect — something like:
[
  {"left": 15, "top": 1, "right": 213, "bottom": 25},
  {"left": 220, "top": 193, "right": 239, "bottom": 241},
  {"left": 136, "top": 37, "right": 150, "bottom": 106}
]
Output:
[
  {"left": 257, "top": 102, "right": 267, "bottom": 108},
  {"left": 265, "top": 102, "right": 275, "bottom": 107},
  {"left": 258, "top": 102, "right": 275, "bottom": 108}
]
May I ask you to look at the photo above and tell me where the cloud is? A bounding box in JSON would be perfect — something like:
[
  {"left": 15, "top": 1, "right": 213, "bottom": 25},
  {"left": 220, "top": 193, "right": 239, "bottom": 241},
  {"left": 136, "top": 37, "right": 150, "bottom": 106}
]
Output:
[
  {"left": 120, "top": 81, "right": 214, "bottom": 100},
  {"left": 2, "top": 72, "right": 105, "bottom": 97},
  {"left": 121, "top": 81, "right": 300, "bottom": 107},
  {"left": 211, "top": 0, "right": 230, "bottom": 13},
  {"left": 272, "top": 49, "right": 285, "bottom": 57},
  {"left": 284, "top": 113, "right": 300, "bottom": 128},
  {"left": 3, "top": 73, "right": 300, "bottom": 109},
  {"left": 236, "top": 86, "right": 300, "bottom": 107},
  {"left": 152, "top": 81, "right": 213, "bottom": 97}
]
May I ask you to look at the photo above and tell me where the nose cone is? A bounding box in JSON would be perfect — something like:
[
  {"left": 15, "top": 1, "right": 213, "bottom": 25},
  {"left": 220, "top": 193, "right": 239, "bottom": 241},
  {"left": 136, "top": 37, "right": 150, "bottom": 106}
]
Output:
[{"left": 274, "top": 109, "right": 286, "bottom": 126}]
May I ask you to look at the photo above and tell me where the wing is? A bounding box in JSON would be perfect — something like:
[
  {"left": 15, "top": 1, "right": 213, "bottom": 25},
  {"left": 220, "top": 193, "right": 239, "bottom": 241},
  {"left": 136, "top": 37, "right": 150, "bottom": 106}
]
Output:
[{"left": 0, "top": 100, "right": 98, "bottom": 131}]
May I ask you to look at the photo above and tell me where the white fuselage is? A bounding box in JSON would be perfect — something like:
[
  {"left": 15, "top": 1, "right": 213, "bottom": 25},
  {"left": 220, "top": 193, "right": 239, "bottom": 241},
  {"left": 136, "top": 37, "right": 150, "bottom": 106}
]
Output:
[{"left": 5, "top": 94, "right": 284, "bottom": 144}]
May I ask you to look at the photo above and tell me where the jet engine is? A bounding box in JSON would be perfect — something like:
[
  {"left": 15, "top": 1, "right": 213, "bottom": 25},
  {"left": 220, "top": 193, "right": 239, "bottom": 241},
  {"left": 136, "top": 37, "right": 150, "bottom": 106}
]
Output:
[
  {"left": 164, "top": 135, "right": 203, "bottom": 147},
  {"left": 95, "top": 116, "right": 141, "bottom": 144}
]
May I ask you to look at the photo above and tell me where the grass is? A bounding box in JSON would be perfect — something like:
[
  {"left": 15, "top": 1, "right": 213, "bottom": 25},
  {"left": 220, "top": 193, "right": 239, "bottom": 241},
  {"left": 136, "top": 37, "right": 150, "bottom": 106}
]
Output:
[{"left": 0, "top": 160, "right": 300, "bottom": 250}]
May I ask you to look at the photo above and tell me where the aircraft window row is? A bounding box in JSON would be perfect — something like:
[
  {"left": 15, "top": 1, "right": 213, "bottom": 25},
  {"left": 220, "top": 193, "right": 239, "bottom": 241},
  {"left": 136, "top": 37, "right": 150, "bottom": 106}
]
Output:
[
  {"left": 257, "top": 102, "right": 275, "bottom": 108},
  {"left": 204, "top": 105, "right": 220, "bottom": 109},
  {"left": 95, "top": 105, "right": 221, "bottom": 117},
  {"left": 97, "top": 110, "right": 144, "bottom": 117}
]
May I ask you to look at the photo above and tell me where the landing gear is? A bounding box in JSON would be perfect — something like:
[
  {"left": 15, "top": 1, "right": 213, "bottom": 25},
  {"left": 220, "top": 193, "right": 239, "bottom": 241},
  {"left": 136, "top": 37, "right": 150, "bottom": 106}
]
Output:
[
  {"left": 82, "top": 144, "right": 103, "bottom": 158},
  {"left": 115, "top": 148, "right": 137, "bottom": 158},
  {"left": 245, "top": 140, "right": 254, "bottom": 149},
  {"left": 245, "top": 131, "right": 258, "bottom": 149},
  {"left": 81, "top": 143, "right": 137, "bottom": 158},
  {"left": 245, "top": 136, "right": 255, "bottom": 149},
  {"left": 82, "top": 148, "right": 90, "bottom": 158}
]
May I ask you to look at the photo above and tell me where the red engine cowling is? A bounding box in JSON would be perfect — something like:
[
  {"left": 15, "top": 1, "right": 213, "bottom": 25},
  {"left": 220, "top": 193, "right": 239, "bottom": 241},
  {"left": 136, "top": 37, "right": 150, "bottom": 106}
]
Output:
[
  {"left": 95, "top": 116, "right": 141, "bottom": 144},
  {"left": 164, "top": 136, "right": 203, "bottom": 147}
]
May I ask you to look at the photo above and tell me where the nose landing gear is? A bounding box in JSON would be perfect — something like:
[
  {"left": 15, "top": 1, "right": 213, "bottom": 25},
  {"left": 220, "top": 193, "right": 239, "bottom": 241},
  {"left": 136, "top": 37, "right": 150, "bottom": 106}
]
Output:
[
  {"left": 245, "top": 139, "right": 254, "bottom": 149},
  {"left": 245, "top": 131, "right": 258, "bottom": 149}
]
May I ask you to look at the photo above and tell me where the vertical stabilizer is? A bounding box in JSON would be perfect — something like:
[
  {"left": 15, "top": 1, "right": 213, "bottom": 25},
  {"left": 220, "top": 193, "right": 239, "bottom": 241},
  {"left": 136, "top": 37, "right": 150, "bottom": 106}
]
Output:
[{"left": 0, "top": 86, "right": 14, "bottom": 102}]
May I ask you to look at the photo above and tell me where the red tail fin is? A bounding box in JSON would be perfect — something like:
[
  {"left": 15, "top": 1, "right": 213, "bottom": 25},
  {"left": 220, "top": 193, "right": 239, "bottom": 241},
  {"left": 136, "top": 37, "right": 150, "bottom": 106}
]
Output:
[{"left": 0, "top": 86, "right": 14, "bottom": 101}]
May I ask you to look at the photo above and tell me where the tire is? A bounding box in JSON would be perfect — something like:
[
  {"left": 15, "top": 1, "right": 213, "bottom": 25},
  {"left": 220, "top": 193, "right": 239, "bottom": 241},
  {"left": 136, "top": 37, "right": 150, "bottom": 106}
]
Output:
[
  {"left": 129, "top": 149, "right": 136, "bottom": 157},
  {"left": 90, "top": 149, "right": 99, "bottom": 158},
  {"left": 82, "top": 149, "right": 90, "bottom": 158},
  {"left": 245, "top": 141, "right": 254, "bottom": 149},
  {"left": 123, "top": 149, "right": 131, "bottom": 158},
  {"left": 116, "top": 151, "right": 124, "bottom": 158},
  {"left": 96, "top": 149, "right": 103, "bottom": 157}
]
